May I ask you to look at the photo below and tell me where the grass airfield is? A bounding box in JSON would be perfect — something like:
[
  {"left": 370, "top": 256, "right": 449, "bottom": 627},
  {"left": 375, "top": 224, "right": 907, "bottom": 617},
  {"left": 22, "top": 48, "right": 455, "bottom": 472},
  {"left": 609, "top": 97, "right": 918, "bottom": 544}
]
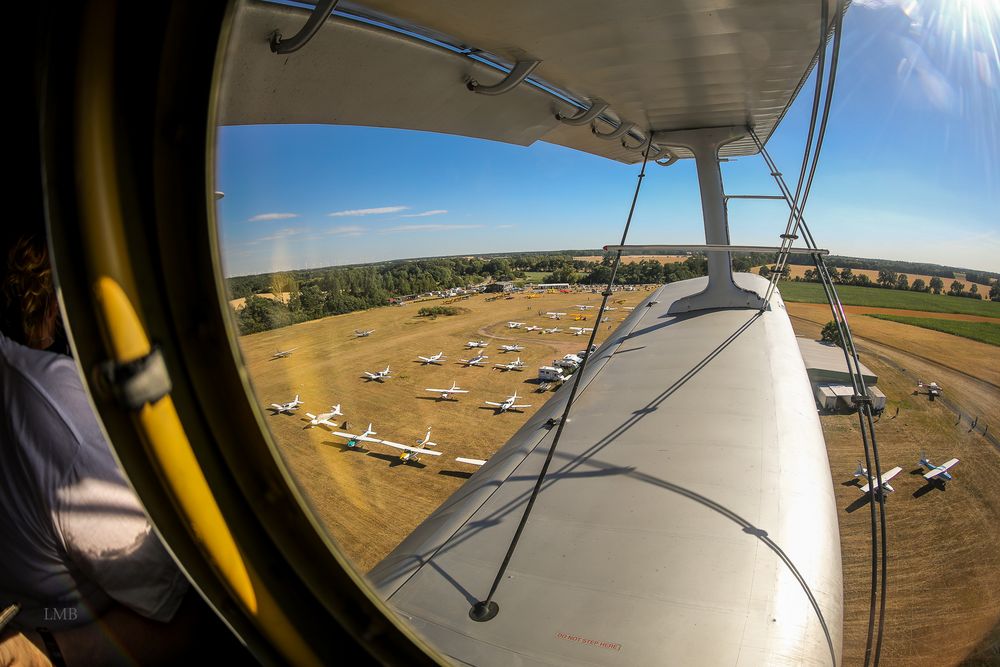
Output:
[
  {"left": 237, "top": 284, "right": 999, "bottom": 664},
  {"left": 237, "top": 289, "right": 650, "bottom": 570},
  {"left": 789, "top": 308, "right": 1000, "bottom": 666}
]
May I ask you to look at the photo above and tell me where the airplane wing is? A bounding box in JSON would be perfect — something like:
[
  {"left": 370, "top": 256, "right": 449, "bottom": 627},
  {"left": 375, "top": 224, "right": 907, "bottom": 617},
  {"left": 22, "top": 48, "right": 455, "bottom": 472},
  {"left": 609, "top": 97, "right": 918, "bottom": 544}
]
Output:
[
  {"left": 484, "top": 401, "right": 503, "bottom": 407},
  {"left": 377, "top": 440, "right": 443, "bottom": 456},
  {"left": 861, "top": 466, "right": 902, "bottom": 493},
  {"left": 270, "top": 404, "right": 284, "bottom": 410},
  {"left": 512, "top": 404, "right": 533, "bottom": 409},
  {"left": 331, "top": 431, "right": 359, "bottom": 440},
  {"left": 455, "top": 457, "right": 487, "bottom": 466},
  {"left": 924, "top": 458, "right": 960, "bottom": 479}
]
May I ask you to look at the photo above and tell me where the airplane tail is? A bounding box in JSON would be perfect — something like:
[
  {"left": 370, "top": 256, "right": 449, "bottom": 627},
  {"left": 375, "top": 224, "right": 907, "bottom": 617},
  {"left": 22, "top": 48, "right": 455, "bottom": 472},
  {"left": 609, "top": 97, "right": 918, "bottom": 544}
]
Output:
[
  {"left": 294, "top": 394, "right": 300, "bottom": 403},
  {"left": 853, "top": 461, "right": 866, "bottom": 478}
]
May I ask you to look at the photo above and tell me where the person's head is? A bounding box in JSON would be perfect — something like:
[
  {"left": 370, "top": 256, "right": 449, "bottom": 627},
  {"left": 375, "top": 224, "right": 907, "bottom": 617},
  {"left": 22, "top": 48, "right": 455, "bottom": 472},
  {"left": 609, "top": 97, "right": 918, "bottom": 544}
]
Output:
[{"left": 1, "top": 235, "right": 60, "bottom": 350}]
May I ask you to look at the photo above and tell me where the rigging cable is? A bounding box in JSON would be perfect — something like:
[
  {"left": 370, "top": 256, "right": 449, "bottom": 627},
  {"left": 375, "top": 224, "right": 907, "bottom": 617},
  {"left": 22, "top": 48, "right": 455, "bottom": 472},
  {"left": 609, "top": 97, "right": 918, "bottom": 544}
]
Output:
[
  {"left": 469, "top": 136, "right": 655, "bottom": 623},
  {"left": 761, "top": 0, "right": 830, "bottom": 307},
  {"left": 751, "top": 122, "right": 889, "bottom": 667}
]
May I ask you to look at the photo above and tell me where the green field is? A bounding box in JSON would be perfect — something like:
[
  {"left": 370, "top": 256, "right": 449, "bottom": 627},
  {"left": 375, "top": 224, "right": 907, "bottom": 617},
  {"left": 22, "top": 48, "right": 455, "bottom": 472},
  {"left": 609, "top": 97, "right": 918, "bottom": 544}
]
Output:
[
  {"left": 521, "top": 271, "right": 550, "bottom": 284},
  {"left": 865, "top": 314, "right": 1000, "bottom": 346},
  {"left": 777, "top": 281, "right": 1000, "bottom": 318}
]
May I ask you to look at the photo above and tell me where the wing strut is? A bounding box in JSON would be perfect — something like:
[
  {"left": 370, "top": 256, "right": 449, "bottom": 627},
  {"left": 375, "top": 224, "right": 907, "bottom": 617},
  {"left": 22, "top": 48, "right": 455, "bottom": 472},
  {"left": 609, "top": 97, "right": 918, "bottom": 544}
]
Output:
[
  {"left": 269, "top": 0, "right": 341, "bottom": 54},
  {"left": 469, "top": 135, "right": 655, "bottom": 623}
]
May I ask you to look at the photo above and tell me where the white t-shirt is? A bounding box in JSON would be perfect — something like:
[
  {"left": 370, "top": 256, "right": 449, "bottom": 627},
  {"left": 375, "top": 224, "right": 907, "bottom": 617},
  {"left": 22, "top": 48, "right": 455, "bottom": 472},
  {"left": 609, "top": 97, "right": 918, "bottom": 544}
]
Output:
[{"left": 0, "top": 333, "right": 188, "bottom": 630}]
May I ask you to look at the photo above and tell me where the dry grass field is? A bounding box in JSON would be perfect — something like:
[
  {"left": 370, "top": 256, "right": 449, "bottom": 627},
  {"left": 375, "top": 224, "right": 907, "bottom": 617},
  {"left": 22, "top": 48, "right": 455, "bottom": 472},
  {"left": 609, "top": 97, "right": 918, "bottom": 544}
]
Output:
[
  {"left": 573, "top": 254, "right": 688, "bottom": 264},
  {"left": 236, "top": 284, "right": 999, "bottom": 664},
  {"left": 789, "top": 311, "right": 1000, "bottom": 666},
  {"left": 775, "top": 264, "right": 994, "bottom": 289},
  {"left": 236, "top": 289, "right": 650, "bottom": 571}
]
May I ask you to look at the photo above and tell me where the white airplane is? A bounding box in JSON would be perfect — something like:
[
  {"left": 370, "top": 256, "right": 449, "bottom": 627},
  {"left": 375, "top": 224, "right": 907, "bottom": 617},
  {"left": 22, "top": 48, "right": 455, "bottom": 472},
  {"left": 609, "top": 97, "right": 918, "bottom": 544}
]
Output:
[
  {"left": 394, "top": 428, "right": 440, "bottom": 464},
  {"left": 455, "top": 457, "right": 487, "bottom": 467},
  {"left": 466, "top": 340, "right": 489, "bottom": 348},
  {"left": 914, "top": 380, "right": 942, "bottom": 400},
  {"left": 507, "top": 321, "right": 524, "bottom": 329},
  {"left": 354, "top": 329, "right": 375, "bottom": 337},
  {"left": 525, "top": 325, "right": 543, "bottom": 332},
  {"left": 417, "top": 352, "right": 447, "bottom": 365},
  {"left": 623, "top": 306, "right": 635, "bottom": 311},
  {"left": 499, "top": 343, "right": 524, "bottom": 352},
  {"left": 270, "top": 348, "right": 297, "bottom": 359},
  {"left": 459, "top": 353, "right": 489, "bottom": 367},
  {"left": 424, "top": 381, "right": 469, "bottom": 400},
  {"left": 543, "top": 327, "right": 562, "bottom": 334},
  {"left": 494, "top": 357, "right": 525, "bottom": 371},
  {"left": 575, "top": 305, "right": 595, "bottom": 311},
  {"left": 853, "top": 462, "right": 903, "bottom": 497},
  {"left": 304, "top": 404, "right": 343, "bottom": 428},
  {"left": 919, "top": 454, "right": 960, "bottom": 483},
  {"left": 605, "top": 306, "right": 618, "bottom": 311},
  {"left": 485, "top": 391, "right": 533, "bottom": 413},
  {"left": 363, "top": 365, "right": 392, "bottom": 381},
  {"left": 569, "top": 327, "right": 593, "bottom": 336},
  {"left": 268, "top": 395, "right": 303, "bottom": 414},
  {"left": 546, "top": 312, "right": 567, "bottom": 319},
  {"left": 331, "top": 423, "right": 380, "bottom": 449}
]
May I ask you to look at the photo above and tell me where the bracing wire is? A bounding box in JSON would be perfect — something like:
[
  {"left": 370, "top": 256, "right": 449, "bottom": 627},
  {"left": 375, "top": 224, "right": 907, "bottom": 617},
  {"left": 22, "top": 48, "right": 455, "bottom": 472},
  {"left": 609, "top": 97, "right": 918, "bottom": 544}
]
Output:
[
  {"left": 751, "top": 126, "right": 890, "bottom": 666},
  {"left": 469, "top": 136, "right": 655, "bottom": 623},
  {"left": 761, "top": 0, "right": 830, "bottom": 307}
]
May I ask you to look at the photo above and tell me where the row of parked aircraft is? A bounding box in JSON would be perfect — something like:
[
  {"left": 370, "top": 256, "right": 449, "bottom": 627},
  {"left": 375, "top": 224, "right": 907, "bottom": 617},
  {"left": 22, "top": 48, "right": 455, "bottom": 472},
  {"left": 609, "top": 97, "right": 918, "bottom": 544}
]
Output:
[
  {"left": 266, "top": 396, "right": 490, "bottom": 466},
  {"left": 852, "top": 454, "right": 960, "bottom": 499}
]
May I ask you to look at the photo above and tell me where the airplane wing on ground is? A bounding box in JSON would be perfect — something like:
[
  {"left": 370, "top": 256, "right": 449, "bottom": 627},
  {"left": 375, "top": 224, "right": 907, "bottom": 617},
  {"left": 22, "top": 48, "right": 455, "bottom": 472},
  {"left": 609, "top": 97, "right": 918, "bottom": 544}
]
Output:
[
  {"left": 377, "top": 440, "right": 443, "bottom": 456},
  {"left": 924, "top": 458, "right": 960, "bottom": 479},
  {"left": 455, "top": 457, "right": 486, "bottom": 466},
  {"left": 484, "top": 401, "right": 503, "bottom": 407}
]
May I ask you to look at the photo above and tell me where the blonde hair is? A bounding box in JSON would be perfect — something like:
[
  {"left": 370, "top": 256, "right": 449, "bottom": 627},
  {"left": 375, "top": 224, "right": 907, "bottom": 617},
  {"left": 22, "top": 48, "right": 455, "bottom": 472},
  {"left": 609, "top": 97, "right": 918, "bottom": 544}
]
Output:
[{"left": 2, "top": 235, "right": 55, "bottom": 346}]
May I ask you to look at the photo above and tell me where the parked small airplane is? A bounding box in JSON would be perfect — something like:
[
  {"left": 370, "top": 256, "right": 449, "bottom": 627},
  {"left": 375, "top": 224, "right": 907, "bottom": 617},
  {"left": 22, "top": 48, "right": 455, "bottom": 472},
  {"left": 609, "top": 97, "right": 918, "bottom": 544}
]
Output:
[
  {"left": 575, "top": 305, "right": 595, "bottom": 311},
  {"left": 525, "top": 325, "right": 543, "bottom": 332},
  {"left": 853, "top": 462, "right": 903, "bottom": 497},
  {"left": 507, "top": 322, "right": 524, "bottom": 329},
  {"left": 485, "top": 391, "right": 533, "bottom": 413},
  {"left": 269, "top": 395, "right": 303, "bottom": 414},
  {"left": 354, "top": 329, "right": 375, "bottom": 337},
  {"left": 494, "top": 357, "right": 525, "bottom": 371},
  {"left": 466, "top": 340, "right": 489, "bottom": 348},
  {"left": 424, "top": 381, "right": 469, "bottom": 400},
  {"left": 525, "top": 293, "right": 540, "bottom": 299},
  {"left": 460, "top": 353, "right": 489, "bottom": 367},
  {"left": 363, "top": 366, "right": 392, "bottom": 381},
  {"left": 499, "top": 344, "right": 524, "bottom": 352},
  {"left": 623, "top": 306, "right": 635, "bottom": 311},
  {"left": 605, "top": 306, "right": 618, "bottom": 311},
  {"left": 417, "top": 352, "right": 447, "bottom": 365},
  {"left": 569, "top": 327, "right": 593, "bottom": 336},
  {"left": 919, "top": 454, "right": 960, "bottom": 483},
  {"left": 270, "top": 348, "right": 297, "bottom": 359},
  {"left": 543, "top": 327, "right": 562, "bottom": 334},
  {"left": 395, "top": 428, "right": 440, "bottom": 464},
  {"left": 331, "top": 423, "right": 379, "bottom": 449},
  {"left": 914, "top": 380, "right": 942, "bottom": 400},
  {"left": 545, "top": 312, "right": 566, "bottom": 319},
  {"left": 304, "top": 404, "right": 343, "bottom": 427}
]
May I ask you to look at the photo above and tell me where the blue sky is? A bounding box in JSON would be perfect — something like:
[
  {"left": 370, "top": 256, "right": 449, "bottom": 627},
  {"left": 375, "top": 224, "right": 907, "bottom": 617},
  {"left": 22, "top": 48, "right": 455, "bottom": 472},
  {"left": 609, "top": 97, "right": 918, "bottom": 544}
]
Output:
[{"left": 216, "top": 0, "right": 999, "bottom": 277}]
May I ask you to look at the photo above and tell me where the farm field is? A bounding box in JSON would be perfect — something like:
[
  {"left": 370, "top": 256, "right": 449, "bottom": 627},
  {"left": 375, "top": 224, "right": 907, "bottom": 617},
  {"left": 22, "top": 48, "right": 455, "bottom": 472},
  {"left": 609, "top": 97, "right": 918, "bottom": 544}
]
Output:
[
  {"left": 776, "top": 264, "right": 994, "bottom": 289},
  {"left": 236, "top": 288, "right": 650, "bottom": 571},
  {"left": 866, "top": 314, "right": 1000, "bottom": 347},
  {"left": 573, "top": 254, "right": 689, "bottom": 264},
  {"left": 778, "top": 281, "right": 1000, "bottom": 318},
  {"left": 789, "top": 315, "right": 1000, "bottom": 666}
]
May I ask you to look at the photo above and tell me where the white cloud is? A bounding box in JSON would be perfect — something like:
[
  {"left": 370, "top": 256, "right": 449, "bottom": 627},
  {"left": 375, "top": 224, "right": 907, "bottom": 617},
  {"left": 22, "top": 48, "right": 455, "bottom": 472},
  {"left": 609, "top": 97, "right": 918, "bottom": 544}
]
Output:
[
  {"left": 249, "top": 227, "right": 304, "bottom": 244},
  {"left": 247, "top": 212, "right": 299, "bottom": 222},
  {"left": 496, "top": 224, "right": 515, "bottom": 229},
  {"left": 400, "top": 209, "right": 448, "bottom": 218},
  {"left": 328, "top": 206, "right": 408, "bottom": 217},
  {"left": 326, "top": 225, "right": 365, "bottom": 237},
  {"left": 382, "top": 224, "right": 484, "bottom": 233}
]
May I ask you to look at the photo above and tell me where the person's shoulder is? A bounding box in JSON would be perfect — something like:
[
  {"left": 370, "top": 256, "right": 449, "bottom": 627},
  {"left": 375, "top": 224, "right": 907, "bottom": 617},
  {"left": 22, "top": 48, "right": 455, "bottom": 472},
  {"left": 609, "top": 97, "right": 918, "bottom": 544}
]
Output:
[{"left": 1, "top": 333, "right": 84, "bottom": 398}]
